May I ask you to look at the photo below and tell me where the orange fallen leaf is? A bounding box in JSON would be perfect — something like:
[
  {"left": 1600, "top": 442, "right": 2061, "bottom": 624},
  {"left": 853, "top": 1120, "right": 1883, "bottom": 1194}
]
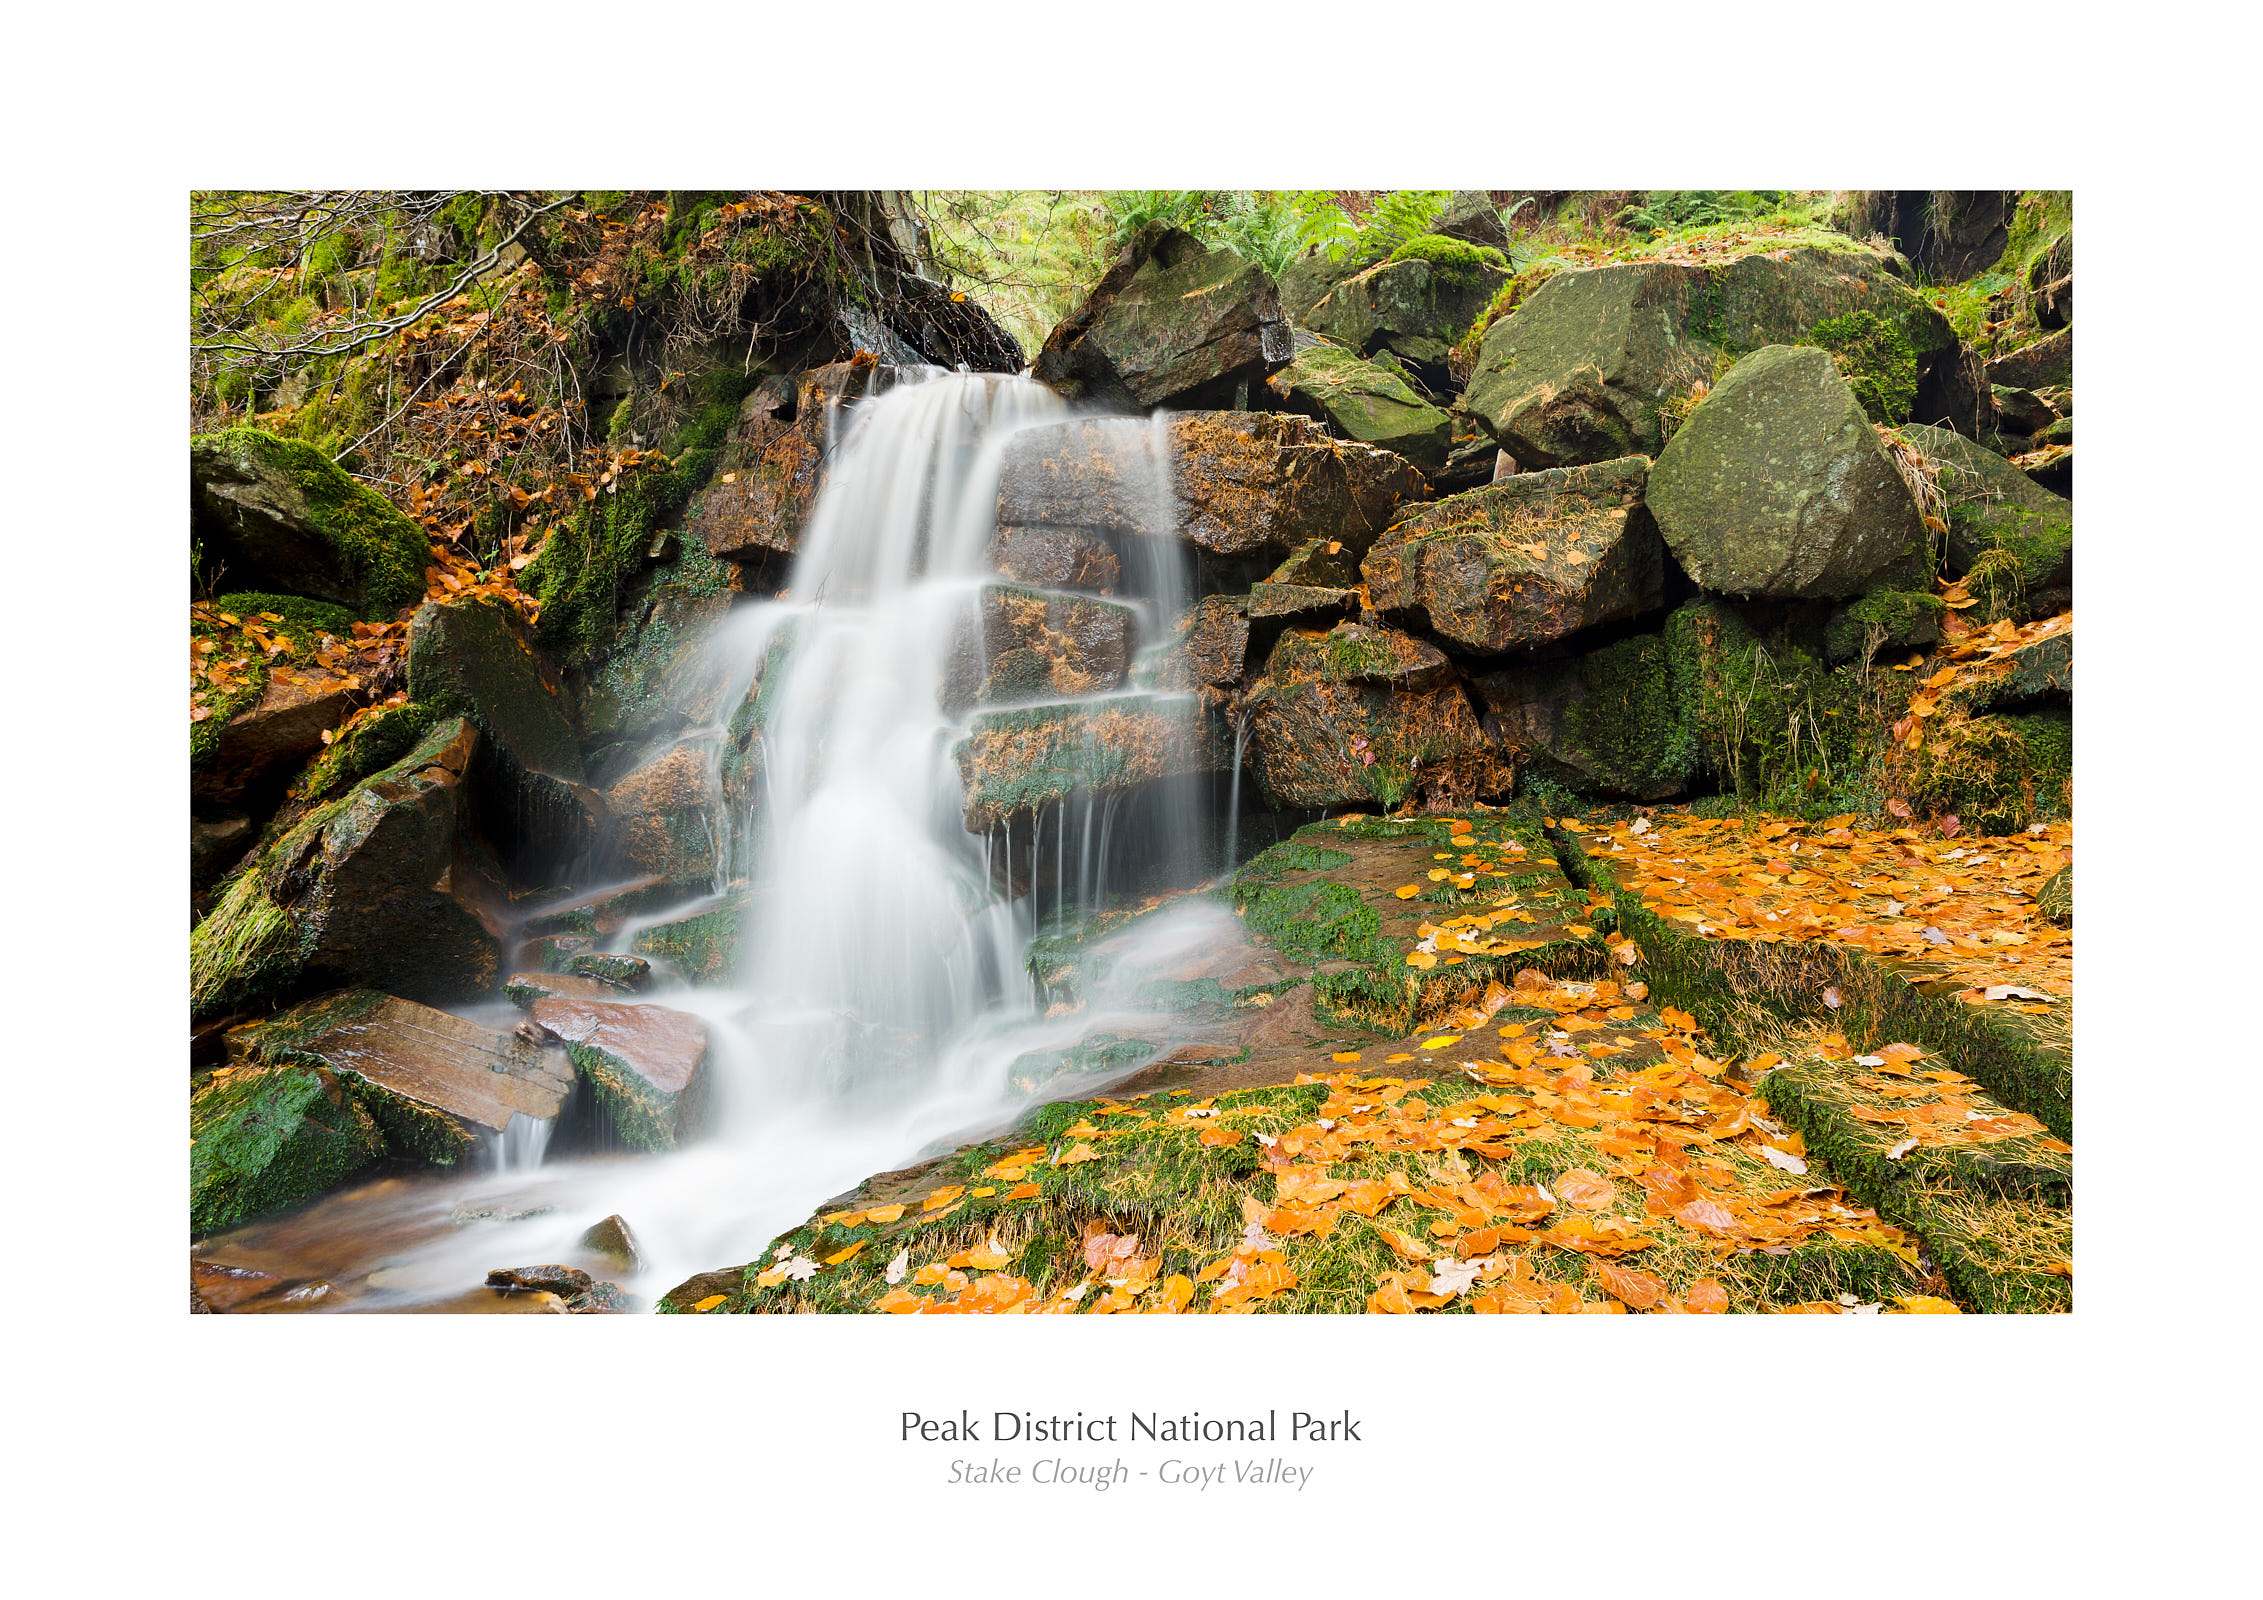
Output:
[
  {"left": 1554, "top": 1169, "right": 1618, "bottom": 1210},
  {"left": 691, "top": 1294, "right": 727, "bottom": 1312},
  {"left": 1685, "top": 1279, "right": 1729, "bottom": 1314}
]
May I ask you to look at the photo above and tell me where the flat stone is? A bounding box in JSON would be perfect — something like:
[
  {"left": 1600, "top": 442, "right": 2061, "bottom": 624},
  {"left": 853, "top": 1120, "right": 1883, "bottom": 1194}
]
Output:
[
  {"left": 1141, "top": 597, "right": 1249, "bottom": 693},
  {"left": 1363, "top": 456, "right": 1663, "bottom": 652},
  {"left": 503, "top": 971, "right": 623, "bottom": 1006},
  {"left": 989, "top": 525, "right": 1121, "bottom": 592},
  {"left": 942, "top": 584, "right": 1136, "bottom": 714},
  {"left": 1246, "top": 583, "right": 1358, "bottom": 626},
  {"left": 526, "top": 998, "right": 711, "bottom": 1152},
  {"left": 486, "top": 1264, "right": 592, "bottom": 1295},
  {"left": 228, "top": 990, "right": 577, "bottom": 1152},
  {"left": 1985, "top": 328, "right": 2072, "bottom": 391},
  {"left": 1263, "top": 340, "right": 1453, "bottom": 470}
]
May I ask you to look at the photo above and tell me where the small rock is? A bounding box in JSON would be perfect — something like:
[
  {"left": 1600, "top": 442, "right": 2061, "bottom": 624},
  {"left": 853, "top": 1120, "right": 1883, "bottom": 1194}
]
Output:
[
  {"left": 564, "top": 952, "right": 653, "bottom": 991},
  {"left": 579, "top": 1214, "right": 646, "bottom": 1274},
  {"left": 486, "top": 1264, "right": 593, "bottom": 1296}
]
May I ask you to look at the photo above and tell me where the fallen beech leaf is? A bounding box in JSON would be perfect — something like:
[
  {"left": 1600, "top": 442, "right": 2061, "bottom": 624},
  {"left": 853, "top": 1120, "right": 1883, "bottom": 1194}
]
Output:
[
  {"left": 1395, "top": 885, "right": 1420, "bottom": 899},
  {"left": 1368, "top": 1275, "right": 1415, "bottom": 1314},
  {"left": 864, "top": 1203, "right": 906, "bottom": 1224},
  {"left": 1554, "top": 1169, "right": 1618, "bottom": 1210},
  {"left": 1675, "top": 1198, "right": 1736, "bottom": 1232},
  {"left": 1152, "top": 1275, "right": 1195, "bottom": 1313},
  {"left": 1759, "top": 1145, "right": 1809, "bottom": 1175},
  {"left": 1592, "top": 1261, "right": 1667, "bottom": 1310},
  {"left": 1685, "top": 1279, "right": 1729, "bottom": 1314},
  {"left": 1375, "top": 1226, "right": 1432, "bottom": 1261},
  {"left": 824, "top": 1241, "right": 867, "bottom": 1266},
  {"left": 1002, "top": 1182, "right": 1040, "bottom": 1200},
  {"left": 1054, "top": 1142, "right": 1101, "bottom": 1165},
  {"left": 1895, "top": 1295, "right": 1963, "bottom": 1314},
  {"left": 1421, "top": 1035, "right": 1461, "bottom": 1050},
  {"left": 884, "top": 1249, "right": 909, "bottom": 1285},
  {"left": 691, "top": 1294, "right": 727, "bottom": 1312},
  {"left": 1887, "top": 1137, "right": 1919, "bottom": 1160}
]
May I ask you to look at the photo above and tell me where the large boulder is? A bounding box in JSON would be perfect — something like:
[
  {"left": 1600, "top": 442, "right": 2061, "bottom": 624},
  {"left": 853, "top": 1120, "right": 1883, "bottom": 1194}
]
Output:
[
  {"left": 1647, "top": 345, "right": 1926, "bottom": 599},
  {"left": 191, "top": 667, "right": 364, "bottom": 806},
  {"left": 1304, "top": 246, "right": 1509, "bottom": 376},
  {"left": 1362, "top": 456, "right": 1664, "bottom": 653},
  {"left": 1034, "top": 224, "right": 1293, "bottom": 411},
  {"left": 1433, "top": 192, "right": 1512, "bottom": 253},
  {"left": 602, "top": 740, "right": 723, "bottom": 885},
  {"left": 191, "top": 428, "right": 428, "bottom": 617},
  {"left": 1902, "top": 422, "right": 2073, "bottom": 619},
  {"left": 188, "top": 717, "right": 506, "bottom": 1019},
  {"left": 190, "top": 1062, "right": 383, "bottom": 1237},
  {"left": 1139, "top": 597, "right": 1250, "bottom": 693},
  {"left": 226, "top": 989, "right": 577, "bottom": 1162},
  {"left": 996, "top": 413, "right": 1426, "bottom": 561},
  {"left": 941, "top": 585, "right": 1136, "bottom": 714},
  {"left": 954, "top": 694, "right": 1228, "bottom": 831},
  {"left": 1463, "top": 246, "right": 1955, "bottom": 468},
  {"left": 407, "top": 594, "right": 602, "bottom": 871},
  {"left": 1278, "top": 249, "right": 1375, "bottom": 325},
  {"left": 1244, "top": 624, "right": 1501, "bottom": 810},
  {"left": 525, "top": 997, "right": 713, "bottom": 1151},
  {"left": 687, "top": 361, "right": 881, "bottom": 562},
  {"left": 1264, "top": 339, "right": 1454, "bottom": 471}
]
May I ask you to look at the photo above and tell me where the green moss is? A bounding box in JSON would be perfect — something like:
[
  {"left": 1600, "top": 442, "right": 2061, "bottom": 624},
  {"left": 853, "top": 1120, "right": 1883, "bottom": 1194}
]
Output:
[
  {"left": 527, "top": 371, "right": 753, "bottom": 662},
  {"left": 190, "top": 1064, "right": 384, "bottom": 1237},
  {"left": 1901, "top": 716, "right": 2043, "bottom": 834},
  {"left": 1804, "top": 311, "right": 1918, "bottom": 424},
  {"left": 192, "top": 428, "right": 427, "bottom": 617},
  {"left": 288, "top": 701, "right": 440, "bottom": 806},
  {"left": 1387, "top": 232, "right": 1510, "bottom": 285},
  {"left": 1825, "top": 589, "right": 1944, "bottom": 663},
  {"left": 190, "top": 592, "right": 361, "bottom": 769},
  {"left": 1558, "top": 629, "right": 1706, "bottom": 799}
]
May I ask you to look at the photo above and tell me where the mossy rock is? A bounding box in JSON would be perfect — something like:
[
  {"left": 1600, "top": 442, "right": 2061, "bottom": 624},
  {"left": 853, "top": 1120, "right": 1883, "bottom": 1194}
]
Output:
[
  {"left": 1826, "top": 588, "right": 1945, "bottom": 663},
  {"left": 407, "top": 595, "right": 583, "bottom": 782},
  {"left": 1901, "top": 422, "right": 2072, "bottom": 621},
  {"left": 190, "top": 1064, "right": 383, "bottom": 1237},
  {"left": 192, "top": 429, "right": 426, "bottom": 618},
  {"left": 1802, "top": 311, "right": 1920, "bottom": 425},
  {"left": 1307, "top": 252, "right": 1508, "bottom": 373},
  {"left": 1648, "top": 346, "right": 1927, "bottom": 600},
  {"left": 1264, "top": 340, "right": 1453, "bottom": 471},
  {"left": 2037, "top": 864, "right": 2071, "bottom": 926},
  {"left": 629, "top": 894, "right": 753, "bottom": 985},
  {"left": 1898, "top": 708, "right": 2069, "bottom": 834},
  {"left": 1245, "top": 628, "right": 1498, "bottom": 811},
  {"left": 1464, "top": 245, "right": 1952, "bottom": 470},
  {"left": 1473, "top": 617, "right": 1709, "bottom": 802},
  {"left": 953, "top": 694, "right": 1228, "bottom": 831}
]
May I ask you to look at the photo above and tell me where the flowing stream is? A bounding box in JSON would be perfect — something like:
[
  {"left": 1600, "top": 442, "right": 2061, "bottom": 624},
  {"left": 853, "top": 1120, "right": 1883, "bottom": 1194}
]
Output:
[{"left": 226, "top": 368, "right": 1247, "bottom": 1309}]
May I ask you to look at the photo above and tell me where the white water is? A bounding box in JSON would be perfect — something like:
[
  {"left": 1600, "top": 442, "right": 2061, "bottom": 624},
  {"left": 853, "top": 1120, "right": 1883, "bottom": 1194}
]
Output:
[{"left": 322, "top": 369, "right": 1249, "bottom": 1307}]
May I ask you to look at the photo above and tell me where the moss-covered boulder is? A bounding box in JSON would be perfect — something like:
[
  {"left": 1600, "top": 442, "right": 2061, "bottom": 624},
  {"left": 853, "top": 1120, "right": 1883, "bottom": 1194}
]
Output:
[
  {"left": 953, "top": 694, "right": 1228, "bottom": 831},
  {"left": 1472, "top": 622, "right": 1707, "bottom": 802},
  {"left": 1263, "top": 339, "right": 1453, "bottom": 471},
  {"left": 190, "top": 1062, "right": 385, "bottom": 1237},
  {"left": 188, "top": 717, "right": 504, "bottom": 1019},
  {"left": 1362, "top": 456, "right": 1664, "bottom": 652},
  {"left": 1895, "top": 709, "right": 2071, "bottom": 834},
  {"left": 628, "top": 893, "right": 754, "bottom": 985},
  {"left": 688, "top": 361, "right": 880, "bottom": 561},
  {"left": 192, "top": 667, "right": 363, "bottom": 807},
  {"left": 1825, "top": 588, "right": 1945, "bottom": 663},
  {"left": 2038, "top": 863, "right": 2071, "bottom": 926},
  {"left": 988, "top": 525, "right": 1120, "bottom": 593},
  {"left": 1648, "top": 346, "right": 1926, "bottom": 599},
  {"left": 1463, "top": 246, "right": 1953, "bottom": 469},
  {"left": 1245, "top": 582, "right": 1358, "bottom": 627},
  {"left": 1033, "top": 224, "right": 1293, "bottom": 410},
  {"left": 226, "top": 988, "right": 577, "bottom": 1162},
  {"left": 525, "top": 997, "right": 712, "bottom": 1152},
  {"left": 1278, "top": 248, "right": 1376, "bottom": 324},
  {"left": 1901, "top": 422, "right": 2072, "bottom": 621},
  {"left": 1308, "top": 241, "right": 1509, "bottom": 373},
  {"left": 1245, "top": 624, "right": 1499, "bottom": 810},
  {"left": 996, "top": 412, "right": 1425, "bottom": 560},
  {"left": 191, "top": 428, "right": 428, "bottom": 618}
]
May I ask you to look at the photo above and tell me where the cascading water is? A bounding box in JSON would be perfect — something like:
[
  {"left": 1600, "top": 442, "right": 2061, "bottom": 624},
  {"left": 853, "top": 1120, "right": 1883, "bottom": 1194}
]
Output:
[{"left": 260, "top": 367, "right": 1251, "bottom": 1308}]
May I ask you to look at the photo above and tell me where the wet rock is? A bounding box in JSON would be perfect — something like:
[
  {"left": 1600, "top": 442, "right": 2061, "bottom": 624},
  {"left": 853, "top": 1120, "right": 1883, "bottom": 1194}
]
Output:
[
  {"left": 189, "top": 717, "right": 506, "bottom": 1018},
  {"left": 579, "top": 1214, "right": 646, "bottom": 1274},
  {"left": 191, "top": 1259, "right": 284, "bottom": 1312},
  {"left": 520, "top": 877, "right": 682, "bottom": 939},
  {"left": 1305, "top": 251, "right": 1509, "bottom": 377},
  {"left": 1034, "top": 223, "right": 1292, "bottom": 410},
  {"left": 689, "top": 360, "right": 882, "bottom": 561},
  {"left": 1902, "top": 422, "right": 2073, "bottom": 619},
  {"left": 408, "top": 594, "right": 589, "bottom": 799},
  {"left": 228, "top": 989, "right": 577, "bottom": 1160},
  {"left": 1279, "top": 249, "right": 1375, "bottom": 325},
  {"left": 628, "top": 893, "right": 752, "bottom": 986},
  {"left": 567, "top": 951, "right": 652, "bottom": 990},
  {"left": 1264, "top": 339, "right": 1454, "bottom": 471},
  {"left": 997, "top": 412, "right": 1425, "bottom": 560},
  {"left": 525, "top": 998, "right": 712, "bottom": 1152},
  {"left": 1648, "top": 346, "right": 1926, "bottom": 599},
  {"left": 190, "top": 427, "right": 427, "bottom": 617},
  {"left": 1245, "top": 625, "right": 1499, "bottom": 810},
  {"left": 988, "top": 525, "right": 1121, "bottom": 592},
  {"left": 954, "top": 694, "right": 1228, "bottom": 831},
  {"left": 192, "top": 670, "right": 363, "bottom": 806},
  {"left": 1464, "top": 246, "right": 1953, "bottom": 468},
  {"left": 2035, "top": 274, "right": 2073, "bottom": 331},
  {"left": 503, "top": 970, "right": 625, "bottom": 1006},
  {"left": 1985, "top": 328, "right": 2072, "bottom": 391},
  {"left": 566, "top": 1280, "right": 643, "bottom": 1314},
  {"left": 578, "top": 580, "right": 739, "bottom": 760},
  {"left": 525, "top": 933, "right": 596, "bottom": 972},
  {"left": 1430, "top": 428, "right": 1507, "bottom": 494},
  {"left": 942, "top": 585, "right": 1136, "bottom": 714},
  {"left": 1141, "top": 597, "right": 1250, "bottom": 693},
  {"left": 190, "top": 1063, "right": 384, "bottom": 1237},
  {"left": 601, "top": 741, "right": 721, "bottom": 886},
  {"left": 486, "top": 1264, "right": 592, "bottom": 1295},
  {"left": 660, "top": 1265, "right": 748, "bottom": 1312},
  {"left": 1363, "top": 456, "right": 1664, "bottom": 652}
]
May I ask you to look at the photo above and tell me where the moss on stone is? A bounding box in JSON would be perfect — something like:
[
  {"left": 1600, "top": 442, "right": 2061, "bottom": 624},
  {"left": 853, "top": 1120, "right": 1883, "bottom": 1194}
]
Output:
[
  {"left": 1386, "top": 232, "right": 1510, "bottom": 285},
  {"left": 1825, "top": 588, "right": 1944, "bottom": 663},
  {"left": 1804, "top": 311, "right": 1919, "bottom": 425},
  {"left": 190, "top": 1063, "right": 384, "bottom": 1237},
  {"left": 191, "top": 427, "right": 428, "bottom": 617},
  {"left": 287, "top": 701, "right": 440, "bottom": 806}
]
